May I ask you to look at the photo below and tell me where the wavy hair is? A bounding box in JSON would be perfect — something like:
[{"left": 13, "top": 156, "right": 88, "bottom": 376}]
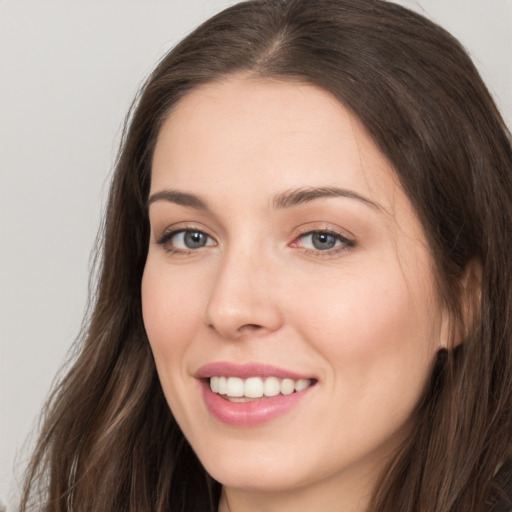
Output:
[{"left": 21, "top": 1, "right": 512, "bottom": 511}]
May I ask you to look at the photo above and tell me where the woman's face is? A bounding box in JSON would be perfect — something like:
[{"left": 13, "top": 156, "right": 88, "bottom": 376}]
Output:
[{"left": 142, "top": 76, "right": 448, "bottom": 506}]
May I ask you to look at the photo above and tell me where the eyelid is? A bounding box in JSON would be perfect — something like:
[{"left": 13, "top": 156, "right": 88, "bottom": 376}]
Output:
[{"left": 291, "top": 223, "right": 355, "bottom": 241}]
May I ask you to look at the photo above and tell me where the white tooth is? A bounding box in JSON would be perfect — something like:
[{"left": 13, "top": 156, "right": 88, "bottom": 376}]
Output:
[
  {"left": 281, "top": 378, "right": 295, "bottom": 395},
  {"left": 226, "top": 377, "right": 244, "bottom": 397},
  {"left": 244, "top": 377, "right": 264, "bottom": 398},
  {"left": 218, "top": 376, "right": 227, "bottom": 395},
  {"left": 295, "top": 379, "right": 311, "bottom": 392},
  {"left": 210, "top": 376, "right": 219, "bottom": 393},
  {"left": 263, "top": 377, "right": 281, "bottom": 397}
]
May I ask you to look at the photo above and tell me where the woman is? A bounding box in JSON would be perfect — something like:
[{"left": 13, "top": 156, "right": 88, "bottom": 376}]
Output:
[{"left": 20, "top": 0, "right": 512, "bottom": 511}]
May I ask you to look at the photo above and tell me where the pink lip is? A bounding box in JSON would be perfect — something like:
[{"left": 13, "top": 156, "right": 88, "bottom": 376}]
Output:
[
  {"left": 196, "top": 362, "right": 317, "bottom": 427},
  {"left": 196, "top": 361, "right": 313, "bottom": 380}
]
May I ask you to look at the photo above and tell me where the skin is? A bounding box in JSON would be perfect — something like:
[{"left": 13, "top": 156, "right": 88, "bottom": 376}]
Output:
[{"left": 142, "top": 76, "right": 449, "bottom": 512}]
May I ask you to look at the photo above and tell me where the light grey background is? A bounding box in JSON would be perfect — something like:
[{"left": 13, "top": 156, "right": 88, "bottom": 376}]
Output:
[{"left": 1, "top": 0, "right": 511, "bottom": 508}]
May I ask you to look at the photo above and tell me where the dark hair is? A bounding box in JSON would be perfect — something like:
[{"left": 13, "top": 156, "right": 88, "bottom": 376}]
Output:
[{"left": 21, "top": 1, "right": 512, "bottom": 511}]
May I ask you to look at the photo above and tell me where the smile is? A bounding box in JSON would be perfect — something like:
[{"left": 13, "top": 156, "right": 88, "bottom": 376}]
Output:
[
  {"left": 209, "top": 376, "right": 313, "bottom": 401},
  {"left": 196, "top": 363, "right": 317, "bottom": 426}
]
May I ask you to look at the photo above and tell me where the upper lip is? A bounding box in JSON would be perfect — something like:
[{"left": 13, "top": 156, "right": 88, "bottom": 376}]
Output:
[{"left": 195, "top": 362, "right": 315, "bottom": 381}]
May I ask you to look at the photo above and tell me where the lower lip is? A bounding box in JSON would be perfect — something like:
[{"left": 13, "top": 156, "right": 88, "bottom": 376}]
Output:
[{"left": 200, "top": 380, "right": 315, "bottom": 427}]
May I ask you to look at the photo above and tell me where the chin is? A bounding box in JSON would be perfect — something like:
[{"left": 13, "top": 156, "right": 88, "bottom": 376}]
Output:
[
  {"left": 192, "top": 438, "right": 306, "bottom": 491},
  {"left": 207, "top": 462, "right": 307, "bottom": 492}
]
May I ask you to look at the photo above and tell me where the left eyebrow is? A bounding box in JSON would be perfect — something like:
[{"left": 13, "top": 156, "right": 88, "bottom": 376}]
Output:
[{"left": 272, "top": 186, "right": 382, "bottom": 211}]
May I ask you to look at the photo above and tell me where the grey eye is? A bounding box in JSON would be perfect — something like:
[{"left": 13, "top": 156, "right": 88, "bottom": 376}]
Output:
[
  {"left": 296, "top": 230, "right": 353, "bottom": 253},
  {"left": 170, "top": 230, "right": 214, "bottom": 249},
  {"left": 183, "top": 231, "right": 208, "bottom": 248},
  {"left": 310, "top": 232, "right": 338, "bottom": 250}
]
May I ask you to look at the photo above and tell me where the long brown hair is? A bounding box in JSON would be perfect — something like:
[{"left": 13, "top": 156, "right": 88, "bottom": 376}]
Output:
[{"left": 21, "top": 1, "right": 512, "bottom": 511}]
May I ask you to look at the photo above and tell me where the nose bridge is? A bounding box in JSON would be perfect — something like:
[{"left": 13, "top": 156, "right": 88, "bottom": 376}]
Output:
[{"left": 204, "top": 241, "right": 282, "bottom": 339}]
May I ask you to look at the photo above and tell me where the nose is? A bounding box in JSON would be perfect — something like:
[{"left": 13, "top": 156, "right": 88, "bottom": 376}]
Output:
[{"left": 203, "top": 249, "right": 283, "bottom": 340}]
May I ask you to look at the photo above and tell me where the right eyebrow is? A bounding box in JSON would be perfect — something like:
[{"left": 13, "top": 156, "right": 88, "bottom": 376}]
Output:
[{"left": 147, "top": 190, "right": 209, "bottom": 211}]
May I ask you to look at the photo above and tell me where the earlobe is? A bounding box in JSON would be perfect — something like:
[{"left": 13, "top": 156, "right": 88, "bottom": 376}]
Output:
[
  {"left": 440, "top": 259, "right": 482, "bottom": 350},
  {"left": 438, "top": 311, "right": 451, "bottom": 350}
]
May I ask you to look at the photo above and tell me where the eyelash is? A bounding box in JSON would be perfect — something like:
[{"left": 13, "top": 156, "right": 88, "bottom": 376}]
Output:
[
  {"left": 156, "top": 226, "right": 216, "bottom": 255},
  {"left": 291, "top": 228, "right": 355, "bottom": 257},
  {"left": 155, "top": 226, "right": 355, "bottom": 257}
]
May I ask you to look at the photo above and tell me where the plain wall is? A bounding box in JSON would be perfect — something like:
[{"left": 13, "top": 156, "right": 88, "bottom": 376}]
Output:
[{"left": 1, "top": 0, "right": 511, "bottom": 508}]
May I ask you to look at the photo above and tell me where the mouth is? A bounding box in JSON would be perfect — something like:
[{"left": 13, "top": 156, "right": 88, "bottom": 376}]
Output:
[
  {"left": 196, "top": 362, "right": 318, "bottom": 426},
  {"left": 208, "top": 376, "right": 315, "bottom": 402}
]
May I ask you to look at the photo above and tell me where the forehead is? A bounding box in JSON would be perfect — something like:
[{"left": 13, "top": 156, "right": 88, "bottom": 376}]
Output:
[{"left": 151, "top": 76, "right": 408, "bottom": 219}]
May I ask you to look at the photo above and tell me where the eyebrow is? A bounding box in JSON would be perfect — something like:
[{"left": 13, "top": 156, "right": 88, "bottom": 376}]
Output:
[
  {"left": 147, "top": 186, "right": 382, "bottom": 212},
  {"left": 147, "top": 190, "right": 209, "bottom": 210},
  {"left": 273, "top": 186, "right": 382, "bottom": 211}
]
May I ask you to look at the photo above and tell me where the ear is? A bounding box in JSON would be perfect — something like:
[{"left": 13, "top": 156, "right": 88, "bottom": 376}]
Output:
[{"left": 439, "top": 259, "right": 482, "bottom": 350}]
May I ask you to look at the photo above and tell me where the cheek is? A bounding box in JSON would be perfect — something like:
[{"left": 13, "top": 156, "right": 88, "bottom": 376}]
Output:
[
  {"left": 291, "top": 261, "right": 440, "bottom": 393},
  {"left": 141, "top": 263, "right": 203, "bottom": 364},
  {"left": 284, "top": 263, "right": 442, "bottom": 467},
  {"left": 141, "top": 262, "right": 208, "bottom": 429}
]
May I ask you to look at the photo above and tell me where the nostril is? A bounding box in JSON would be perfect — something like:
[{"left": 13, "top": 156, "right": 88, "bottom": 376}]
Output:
[
  {"left": 205, "top": 322, "right": 261, "bottom": 332},
  {"left": 238, "top": 323, "right": 263, "bottom": 333}
]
